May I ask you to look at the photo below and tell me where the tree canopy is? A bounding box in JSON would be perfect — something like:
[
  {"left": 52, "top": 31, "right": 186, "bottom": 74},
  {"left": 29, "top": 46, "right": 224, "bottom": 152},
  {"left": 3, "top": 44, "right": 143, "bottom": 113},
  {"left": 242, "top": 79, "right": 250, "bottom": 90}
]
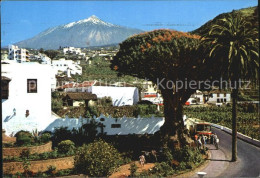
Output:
[{"left": 111, "top": 29, "right": 203, "bottom": 86}]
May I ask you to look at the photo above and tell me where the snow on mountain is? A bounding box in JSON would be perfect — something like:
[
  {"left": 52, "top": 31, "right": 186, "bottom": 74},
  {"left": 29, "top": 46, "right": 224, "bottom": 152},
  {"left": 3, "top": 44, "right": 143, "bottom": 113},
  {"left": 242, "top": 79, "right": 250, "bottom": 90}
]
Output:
[{"left": 15, "top": 15, "right": 143, "bottom": 49}]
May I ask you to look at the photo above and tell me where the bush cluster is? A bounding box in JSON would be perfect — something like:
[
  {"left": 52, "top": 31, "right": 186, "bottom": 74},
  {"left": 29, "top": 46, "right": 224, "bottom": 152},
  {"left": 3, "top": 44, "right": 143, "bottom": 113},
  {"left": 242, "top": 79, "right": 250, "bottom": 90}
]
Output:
[
  {"left": 74, "top": 139, "right": 123, "bottom": 177},
  {"left": 11, "top": 131, "right": 52, "bottom": 147},
  {"left": 15, "top": 131, "right": 34, "bottom": 146},
  {"left": 57, "top": 140, "right": 76, "bottom": 154}
]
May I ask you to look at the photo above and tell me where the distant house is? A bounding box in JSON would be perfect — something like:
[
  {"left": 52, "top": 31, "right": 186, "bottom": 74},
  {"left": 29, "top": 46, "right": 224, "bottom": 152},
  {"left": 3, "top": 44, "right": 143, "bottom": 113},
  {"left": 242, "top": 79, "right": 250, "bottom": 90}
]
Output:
[
  {"left": 205, "top": 90, "right": 231, "bottom": 105},
  {"left": 57, "top": 80, "right": 139, "bottom": 106},
  {"left": 51, "top": 58, "right": 82, "bottom": 75},
  {"left": 2, "top": 62, "right": 54, "bottom": 135},
  {"left": 87, "top": 86, "right": 139, "bottom": 106},
  {"left": 136, "top": 81, "right": 163, "bottom": 105},
  {"left": 8, "top": 45, "right": 29, "bottom": 63},
  {"left": 1, "top": 50, "right": 9, "bottom": 61},
  {"left": 187, "top": 90, "right": 204, "bottom": 105},
  {"left": 63, "top": 92, "right": 97, "bottom": 107},
  {"left": 63, "top": 47, "right": 85, "bottom": 57}
]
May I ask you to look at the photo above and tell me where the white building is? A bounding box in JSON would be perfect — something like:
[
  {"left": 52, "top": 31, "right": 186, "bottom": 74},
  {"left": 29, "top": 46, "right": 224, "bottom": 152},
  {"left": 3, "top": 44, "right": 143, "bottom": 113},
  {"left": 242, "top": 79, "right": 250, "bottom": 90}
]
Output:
[
  {"left": 138, "top": 81, "right": 163, "bottom": 105},
  {"left": 51, "top": 58, "right": 82, "bottom": 76},
  {"left": 88, "top": 86, "right": 139, "bottom": 106},
  {"left": 2, "top": 62, "right": 54, "bottom": 135},
  {"left": 206, "top": 90, "right": 231, "bottom": 105},
  {"left": 63, "top": 47, "right": 85, "bottom": 57},
  {"left": 187, "top": 90, "right": 204, "bottom": 105},
  {"left": 1, "top": 50, "right": 9, "bottom": 61},
  {"left": 57, "top": 80, "right": 139, "bottom": 106},
  {"left": 40, "top": 54, "right": 51, "bottom": 65},
  {"left": 8, "top": 45, "right": 29, "bottom": 63}
]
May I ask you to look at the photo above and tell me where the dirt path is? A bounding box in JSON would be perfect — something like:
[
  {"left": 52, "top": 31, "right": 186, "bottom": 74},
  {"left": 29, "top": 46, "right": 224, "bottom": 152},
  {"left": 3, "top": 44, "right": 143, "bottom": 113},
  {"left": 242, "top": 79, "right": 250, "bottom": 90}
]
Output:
[{"left": 109, "top": 161, "right": 155, "bottom": 178}]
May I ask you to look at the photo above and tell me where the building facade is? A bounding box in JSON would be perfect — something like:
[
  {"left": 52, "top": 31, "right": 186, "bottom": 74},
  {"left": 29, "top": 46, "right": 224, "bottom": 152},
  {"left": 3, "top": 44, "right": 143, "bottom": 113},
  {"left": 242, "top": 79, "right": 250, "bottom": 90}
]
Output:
[
  {"left": 51, "top": 58, "right": 82, "bottom": 75},
  {"left": 2, "top": 62, "right": 53, "bottom": 135},
  {"left": 8, "top": 45, "right": 29, "bottom": 63},
  {"left": 206, "top": 90, "right": 231, "bottom": 105},
  {"left": 63, "top": 47, "right": 85, "bottom": 57}
]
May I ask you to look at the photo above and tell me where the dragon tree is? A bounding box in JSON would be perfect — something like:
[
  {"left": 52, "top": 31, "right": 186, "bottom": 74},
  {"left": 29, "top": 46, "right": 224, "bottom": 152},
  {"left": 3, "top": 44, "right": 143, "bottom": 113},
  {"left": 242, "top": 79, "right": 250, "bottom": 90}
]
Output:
[{"left": 111, "top": 29, "right": 210, "bottom": 146}]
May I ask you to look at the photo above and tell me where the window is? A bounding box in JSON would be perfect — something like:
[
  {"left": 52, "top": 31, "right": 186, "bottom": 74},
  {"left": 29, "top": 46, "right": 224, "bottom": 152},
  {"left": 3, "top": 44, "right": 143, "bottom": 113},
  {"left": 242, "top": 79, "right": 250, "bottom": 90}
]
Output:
[
  {"left": 217, "top": 93, "right": 220, "bottom": 97},
  {"left": 100, "top": 118, "right": 105, "bottom": 121},
  {"left": 217, "top": 99, "right": 220, "bottom": 103},
  {"left": 111, "top": 124, "right": 121, "bottom": 128},
  {"left": 1, "top": 80, "right": 10, "bottom": 99},
  {"left": 27, "top": 79, "right": 37, "bottom": 93},
  {"left": 224, "top": 93, "right": 226, "bottom": 97}
]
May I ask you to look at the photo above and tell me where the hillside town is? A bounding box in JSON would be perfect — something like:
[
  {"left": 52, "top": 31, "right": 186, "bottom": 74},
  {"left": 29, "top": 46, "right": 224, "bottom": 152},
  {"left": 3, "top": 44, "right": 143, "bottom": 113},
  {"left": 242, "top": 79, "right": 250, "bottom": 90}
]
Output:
[{"left": 1, "top": 2, "right": 259, "bottom": 178}]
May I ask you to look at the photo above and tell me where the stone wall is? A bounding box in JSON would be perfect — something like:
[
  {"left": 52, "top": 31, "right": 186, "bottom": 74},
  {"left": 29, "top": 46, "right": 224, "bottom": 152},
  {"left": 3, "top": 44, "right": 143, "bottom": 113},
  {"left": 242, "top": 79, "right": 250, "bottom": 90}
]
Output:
[
  {"left": 3, "top": 142, "right": 52, "bottom": 158},
  {"left": 3, "top": 156, "right": 74, "bottom": 174}
]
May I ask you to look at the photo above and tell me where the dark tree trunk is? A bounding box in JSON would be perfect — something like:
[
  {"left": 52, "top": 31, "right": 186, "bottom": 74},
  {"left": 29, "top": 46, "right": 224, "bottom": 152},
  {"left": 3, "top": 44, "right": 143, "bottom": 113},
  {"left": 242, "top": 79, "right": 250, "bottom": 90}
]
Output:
[
  {"left": 231, "top": 88, "right": 238, "bottom": 162},
  {"left": 160, "top": 89, "right": 194, "bottom": 147},
  {"left": 160, "top": 89, "right": 177, "bottom": 136}
]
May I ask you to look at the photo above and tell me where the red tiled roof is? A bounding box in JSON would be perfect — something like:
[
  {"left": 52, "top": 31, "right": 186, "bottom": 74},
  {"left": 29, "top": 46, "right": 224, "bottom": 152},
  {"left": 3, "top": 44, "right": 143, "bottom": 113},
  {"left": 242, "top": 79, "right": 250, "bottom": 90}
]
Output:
[{"left": 57, "top": 81, "right": 95, "bottom": 89}]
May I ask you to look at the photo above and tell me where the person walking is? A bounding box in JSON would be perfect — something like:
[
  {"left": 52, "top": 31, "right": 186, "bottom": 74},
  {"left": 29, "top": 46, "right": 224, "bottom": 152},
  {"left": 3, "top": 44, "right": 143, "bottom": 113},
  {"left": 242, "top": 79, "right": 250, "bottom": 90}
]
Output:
[
  {"left": 198, "top": 136, "right": 202, "bottom": 149},
  {"left": 201, "top": 135, "right": 206, "bottom": 149},
  {"left": 195, "top": 134, "right": 199, "bottom": 148},
  {"left": 139, "top": 155, "right": 145, "bottom": 167},
  {"left": 213, "top": 133, "right": 219, "bottom": 149}
]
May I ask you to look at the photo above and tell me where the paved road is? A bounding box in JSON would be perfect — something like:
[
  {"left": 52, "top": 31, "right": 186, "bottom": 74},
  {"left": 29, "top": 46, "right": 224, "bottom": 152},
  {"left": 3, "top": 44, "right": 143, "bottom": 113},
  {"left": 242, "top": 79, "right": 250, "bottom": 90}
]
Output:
[{"left": 212, "top": 127, "right": 260, "bottom": 177}]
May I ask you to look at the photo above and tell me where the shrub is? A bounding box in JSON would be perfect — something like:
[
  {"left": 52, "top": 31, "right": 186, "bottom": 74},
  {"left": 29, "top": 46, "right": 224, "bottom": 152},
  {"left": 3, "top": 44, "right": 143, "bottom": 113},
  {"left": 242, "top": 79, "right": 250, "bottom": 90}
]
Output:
[
  {"left": 177, "top": 162, "right": 187, "bottom": 171},
  {"left": 46, "top": 165, "right": 56, "bottom": 176},
  {"left": 49, "top": 148, "right": 58, "bottom": 159},
  {"left": 74, "top": 139, "right": 123, "bottom": 177},
  {"left": 40, "top": 133, "right": 51, "bottom": 143},
  {"left": 52, "top": 127, "right": 72, "bottom": 147},
  {"left": 39, "top": 152, "right": 49, "bottom": 160},
  {"left": 133, "top": 104, "right": 157, "bottom": 117},
  {"left": 52, "top": 98, "right": 63, "bottom": 113},
  {"left": 57, "top": 140, "right": 76, "bottom": 155},
  {"left": 20, "top": 149, "right": 30, "bottom": 159},
  {"left": 149, "top": 162, "right": 174, "bottom": 177},
  {"left": 129, "top": 163, "right": 138, "bottom": 177},
  {"left": 160, "top": 147, "right": 173, "bottom": 166},
  {"left": 173, "top": 146, "right": 203, "bottom": 169},
  {"left": 15, "top": 131, "right": 34, "bottom": 146},
  {"left": 55, "top": 169, "right": 73, "bottom": 177},
  {"left": 71, "top": 121, "right": 99, "bottom": 146}
]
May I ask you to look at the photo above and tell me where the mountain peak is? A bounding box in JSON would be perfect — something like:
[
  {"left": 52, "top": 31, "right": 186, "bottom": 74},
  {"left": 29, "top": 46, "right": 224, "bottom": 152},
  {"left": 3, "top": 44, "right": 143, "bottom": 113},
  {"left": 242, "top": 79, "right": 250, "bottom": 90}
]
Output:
[
  {"left": 88, "top": 15, "right": 99, "bottom": 20},
  {"left": 64, "top": 15, "right": 113, "bottom": 28},
  {"left": 83, "top": 15, "right": 104, "bottom": 24}
]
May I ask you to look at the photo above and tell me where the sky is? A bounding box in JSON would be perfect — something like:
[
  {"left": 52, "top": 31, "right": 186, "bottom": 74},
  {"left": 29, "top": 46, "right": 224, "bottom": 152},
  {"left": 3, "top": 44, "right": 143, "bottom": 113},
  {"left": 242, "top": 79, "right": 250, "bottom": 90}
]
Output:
[{"left": 1, "top": 0, "right": 258, "bottom": 47}]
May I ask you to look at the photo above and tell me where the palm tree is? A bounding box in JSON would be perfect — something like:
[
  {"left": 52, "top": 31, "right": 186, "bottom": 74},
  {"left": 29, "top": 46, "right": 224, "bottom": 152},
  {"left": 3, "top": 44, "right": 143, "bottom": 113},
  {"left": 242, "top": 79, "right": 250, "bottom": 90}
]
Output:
[{"left": 202, "top": 12, "right": 259, "bottom": 161}]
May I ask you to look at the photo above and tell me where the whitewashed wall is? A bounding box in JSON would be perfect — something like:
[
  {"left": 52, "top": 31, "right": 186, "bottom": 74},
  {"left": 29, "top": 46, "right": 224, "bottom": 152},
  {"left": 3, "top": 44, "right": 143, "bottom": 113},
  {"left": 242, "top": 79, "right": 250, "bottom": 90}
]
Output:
[
  {"left": 2, "top": 63, "right": 53, "bottom": 135},
  {"left": 44, "top": 114, "right": 165, "bottom": 135}
]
